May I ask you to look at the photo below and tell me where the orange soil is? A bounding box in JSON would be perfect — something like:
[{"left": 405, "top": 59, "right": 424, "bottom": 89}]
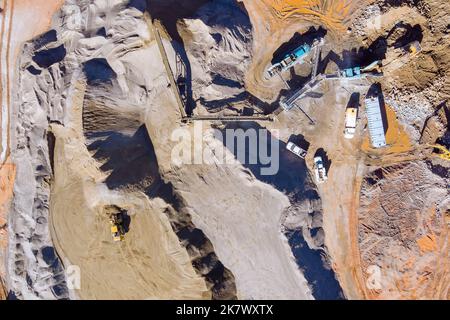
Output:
[
  {"left": 362, "top": 104, "right": 413, "bottom": 154},
  {"left": 0, "top": 158, "right": 16, "bottom": 271},
  {"left": 417, "top": 234, "right": 438, "bottom": 254},
  {"left": 261, "top": 0, "right": 363, "bottom": 31}
]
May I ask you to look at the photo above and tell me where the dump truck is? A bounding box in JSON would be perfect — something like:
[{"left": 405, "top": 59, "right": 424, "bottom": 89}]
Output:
[
  {"left": 110, "top": 212, "right": 125, "bottom": 242},
  {"left": 314, "top": 156, "right": 328, "bottom": 184},
  {"left": 286, "top": 142, "right": 307, "bottom": 159},
  {"left": 344, "top": 107, "right": 358, "bottom": 139},
  {"left": 266, "top": 43, "right": 312, "bottom": 78}
]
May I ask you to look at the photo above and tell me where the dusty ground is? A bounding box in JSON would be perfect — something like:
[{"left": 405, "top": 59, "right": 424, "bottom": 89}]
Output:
[
  {"left": 242, "top": 0, "right": 450, "bottom": 300},
  {"left": 3, "top": 0, "right": 449, "bottom": 300},
  {"left": 266, "top": 79, "right": 371, "bottom": 299},
  {"left": 49, "top": 81, "right": 209, "bottom": 300},
  {"left": 358, "top": 161, "right": 449, "bottom": 300}
]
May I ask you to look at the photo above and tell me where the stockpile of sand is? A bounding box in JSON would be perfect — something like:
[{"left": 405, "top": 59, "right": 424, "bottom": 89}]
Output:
[
  {"left": 178, "top": 0, "right": 253, "bottom": 104},
  {"left": 49, "top": 81, "right": 209, "bottom": 299},
  {"left": 7, "top": 0, "right": 212, "bottom": 299}
]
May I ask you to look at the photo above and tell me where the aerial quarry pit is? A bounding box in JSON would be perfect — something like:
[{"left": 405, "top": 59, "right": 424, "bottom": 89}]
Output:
[{"left": 0, "top": 0, "right": 448, "bottom": 301}]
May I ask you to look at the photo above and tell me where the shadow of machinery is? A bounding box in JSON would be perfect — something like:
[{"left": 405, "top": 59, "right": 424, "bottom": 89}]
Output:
[
  {"left": 271, "top": 26, "right": 328, "bottom": 65},
  {"left": 347, "top": 92, "right": 361, "bottom": 109},
  {"left": 320, "top": 22, "right": 423, "bottom": 74},
  {"left": 120, "top": 209, "right": 131, "bottom": 234}
]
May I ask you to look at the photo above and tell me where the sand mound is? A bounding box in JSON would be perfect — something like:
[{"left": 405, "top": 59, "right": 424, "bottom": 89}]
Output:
[
  {"left": 178, "top": 0, "right": 253, "bottom": 105},
  {"left": 7, "top": 0, "right": 212, "bottom": 299},
  {"left": 49, "top": 81, "right": 209, "bottom": 299}
]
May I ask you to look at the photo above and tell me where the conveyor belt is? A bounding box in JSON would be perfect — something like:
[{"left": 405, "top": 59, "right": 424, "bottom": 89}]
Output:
[
  {"left": 147, "top": 14, "right": 187, "bottom": 118},
  {"left": 184, "top": 115, "right": 273, "bottom": 122}
]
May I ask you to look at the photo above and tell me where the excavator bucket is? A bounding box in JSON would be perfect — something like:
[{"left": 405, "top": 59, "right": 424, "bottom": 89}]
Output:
[
  {"left": 110, "top": 225, "right": 123, "bottom": 242},
  {"left": 408, "top": 41, "right": 422, "bottom": 57},
  {"left": 432, "top": 144, "right": 450, "bottom": 161}
]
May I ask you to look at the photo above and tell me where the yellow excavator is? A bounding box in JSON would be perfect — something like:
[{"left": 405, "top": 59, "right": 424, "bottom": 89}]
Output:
[
  {"left": 407, "top": 41, "right": 422, "bottom": 57},
  {"left": 110, "top": 212, "right": 125, "bottom": 242},
  {"left": 384, "top": 40, "right": 422, "bottom": 72},
  {"left": 430, "top": 143, "right": 450, "bottom": 161}
]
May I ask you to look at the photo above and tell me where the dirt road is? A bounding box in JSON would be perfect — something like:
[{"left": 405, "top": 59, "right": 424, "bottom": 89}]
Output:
[
  {"left": 266, "top": 78, "right": 373, "bottom": 299},
  {"left": 0, "top": 0, "right": 13, "bottom": 163},
  {"left": 0, "top": 0, "right": 64, "bottom": 163},
  {"left": 0, "top": 0, "right": 65, "bottom": 298}
]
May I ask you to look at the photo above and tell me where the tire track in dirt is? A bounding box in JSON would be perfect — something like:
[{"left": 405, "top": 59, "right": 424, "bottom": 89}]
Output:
[{"left": 0, "top": 0, "right": 13, "bottom": 164}]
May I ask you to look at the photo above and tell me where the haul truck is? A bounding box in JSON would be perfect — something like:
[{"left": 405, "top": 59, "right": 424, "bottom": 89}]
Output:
[{"left": 344, "top": 107, "right": 358, "bottom": 139}]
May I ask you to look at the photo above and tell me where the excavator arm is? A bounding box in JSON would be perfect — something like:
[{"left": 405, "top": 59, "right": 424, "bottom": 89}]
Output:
[{"left": 431, "top": 144, "right": 450, "bottom": 161}]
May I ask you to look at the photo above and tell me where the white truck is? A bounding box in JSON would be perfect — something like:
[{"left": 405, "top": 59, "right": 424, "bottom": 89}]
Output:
[
  {"left": 344, "top": 107, "right": 358, "bottom": 139},
  {"left": 314, "top": 156, "right": 328, "bottom": 184},
  {"left": 286, "top": 142, "right": 307, "bottom": 159}
]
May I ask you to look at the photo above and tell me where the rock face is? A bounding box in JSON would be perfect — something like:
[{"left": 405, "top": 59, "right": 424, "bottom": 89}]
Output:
[
  {"left": 358, "top": 161, "right": 449, "bottom": 299},
  {"left": 420, "top": 104, "right": 449, "bottom": 146},
  {"left": 178, "top": 0, "right": 253, "bottom": 104}
]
